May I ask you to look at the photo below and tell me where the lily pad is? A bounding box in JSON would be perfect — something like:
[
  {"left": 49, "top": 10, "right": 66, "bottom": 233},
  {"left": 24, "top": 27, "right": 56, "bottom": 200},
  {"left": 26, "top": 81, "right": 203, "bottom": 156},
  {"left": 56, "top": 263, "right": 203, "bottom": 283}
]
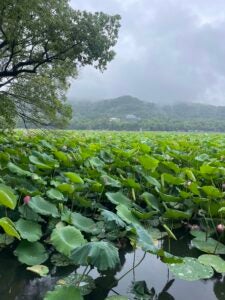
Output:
[
  {"left": 198, "top": 254, "right": 225, "bottom": 273},
  {"left": 50, "top": 226, "right": 86, "bottom": 257},
  {"left": 168, "top": 257, "right": 214, "bottom": 281},
  {"left": 14, "top": 241, "right": 48, "bottom": 265},
  {"left": 27, "top": 265, "right": 49, "bottom": 277},
  {"left": 192, "top": 237, "right": 225, "bottom": 254}
]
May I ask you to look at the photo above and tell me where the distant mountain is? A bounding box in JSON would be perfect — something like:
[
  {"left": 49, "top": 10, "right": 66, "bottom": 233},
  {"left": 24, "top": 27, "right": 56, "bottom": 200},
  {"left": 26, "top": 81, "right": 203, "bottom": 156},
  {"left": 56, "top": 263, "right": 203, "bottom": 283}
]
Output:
[{"left": 69, "top": 95, "right": 225, "bottom": 131}]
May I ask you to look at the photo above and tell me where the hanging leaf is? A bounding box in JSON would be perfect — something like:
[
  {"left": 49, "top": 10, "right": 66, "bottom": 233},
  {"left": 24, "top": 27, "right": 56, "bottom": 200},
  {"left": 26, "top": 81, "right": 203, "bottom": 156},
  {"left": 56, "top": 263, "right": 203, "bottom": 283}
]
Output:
[
  {"left": 192, "top": 238, "right": 225, "bottom": 254},
  {"left": 198, "top": 254, "right": 225, "bottom": 273},
  {"left": 71, "top": 241, "right": 120, "bottom": 271},
  {"left": 168, "top": 257, "right": 214, "bottom": 281},
  {"left": 28, "top": 196, "right": 59, "bottom": 217},
  {"left": 50, "top": 226, "right": 86, "bottom": 257},
  {"left": 14, "top": 241, "right": 48, "bottom": 265},
  {"left": 44, "top": 286, "right": 83, "bottom": 300},
  {"left": 0, "top": 217, "right": 20, "bottom": 239},
  {"left": 27, "top": 265, "right": 49, "bottom": 277},
  {"left": 0, "top": 184, "right": 17, "bottom": 209},
  {"left": 15, "top": 218, "right": 42, "bottom": 242}
]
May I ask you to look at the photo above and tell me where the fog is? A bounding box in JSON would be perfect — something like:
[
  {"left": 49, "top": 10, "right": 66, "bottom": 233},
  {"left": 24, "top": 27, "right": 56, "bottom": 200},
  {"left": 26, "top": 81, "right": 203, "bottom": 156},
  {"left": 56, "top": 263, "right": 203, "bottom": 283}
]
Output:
[{"left": 69, "top": 0, "right": 225, "bottom": 105}]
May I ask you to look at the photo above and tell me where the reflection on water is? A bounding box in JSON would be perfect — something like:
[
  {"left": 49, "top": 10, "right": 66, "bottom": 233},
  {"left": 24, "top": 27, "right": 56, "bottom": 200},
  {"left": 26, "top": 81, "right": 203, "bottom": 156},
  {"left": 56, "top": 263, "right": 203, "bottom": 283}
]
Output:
[{"left": 0, "top": 233, "right": 224, "bottom": 300}]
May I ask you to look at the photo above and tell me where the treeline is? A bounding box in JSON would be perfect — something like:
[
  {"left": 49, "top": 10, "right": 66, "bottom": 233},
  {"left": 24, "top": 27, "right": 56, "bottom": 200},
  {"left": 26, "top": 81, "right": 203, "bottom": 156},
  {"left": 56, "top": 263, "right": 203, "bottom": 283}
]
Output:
[{"left": 69, "top": 96, "right": 225, "bottom": 132}]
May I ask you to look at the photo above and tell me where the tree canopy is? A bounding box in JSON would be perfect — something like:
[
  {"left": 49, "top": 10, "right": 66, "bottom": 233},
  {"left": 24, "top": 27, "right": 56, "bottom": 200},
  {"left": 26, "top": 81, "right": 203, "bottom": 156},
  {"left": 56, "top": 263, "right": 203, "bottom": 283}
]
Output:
[{"left": 0, "top": 0, "right": 121, "bottom": 128}]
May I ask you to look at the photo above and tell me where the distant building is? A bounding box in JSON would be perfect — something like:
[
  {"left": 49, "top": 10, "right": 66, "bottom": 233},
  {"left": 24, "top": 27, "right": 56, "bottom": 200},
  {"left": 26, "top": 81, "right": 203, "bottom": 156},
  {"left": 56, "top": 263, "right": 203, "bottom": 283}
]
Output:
[
  {"left": 125, "top": 114, "right": 140, "bottom": 120},
  {"left": 109, "top": 117, "right": 120, "bottom": 122}
]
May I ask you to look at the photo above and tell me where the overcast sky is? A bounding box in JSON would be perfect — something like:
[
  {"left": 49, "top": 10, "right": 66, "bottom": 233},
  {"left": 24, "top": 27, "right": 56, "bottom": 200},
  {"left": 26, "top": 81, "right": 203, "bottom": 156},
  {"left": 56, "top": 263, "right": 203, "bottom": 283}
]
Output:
[{"left": 69, "top": 0, "right": 225, "bottom": 105}]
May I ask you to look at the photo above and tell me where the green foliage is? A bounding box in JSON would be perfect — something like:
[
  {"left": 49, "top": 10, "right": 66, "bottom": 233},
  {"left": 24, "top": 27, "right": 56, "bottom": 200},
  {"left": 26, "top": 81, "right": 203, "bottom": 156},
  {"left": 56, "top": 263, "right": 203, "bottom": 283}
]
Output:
[
  {"left": 71, "top": 241, "right": 120, "bottom": 271},
  {"left": 1, "top": 130, "right": 225, "bottom": 297},
  {"left": 0, "top": 0, "right": 121, "bottom": 128}
]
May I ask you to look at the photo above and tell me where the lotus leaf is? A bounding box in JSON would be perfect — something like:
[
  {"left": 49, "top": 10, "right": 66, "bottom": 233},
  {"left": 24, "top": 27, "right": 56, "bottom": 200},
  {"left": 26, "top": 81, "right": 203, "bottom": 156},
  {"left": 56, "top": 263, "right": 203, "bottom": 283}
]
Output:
[{"left": 71, "top": 241, "right": 120, "bottom": 271}]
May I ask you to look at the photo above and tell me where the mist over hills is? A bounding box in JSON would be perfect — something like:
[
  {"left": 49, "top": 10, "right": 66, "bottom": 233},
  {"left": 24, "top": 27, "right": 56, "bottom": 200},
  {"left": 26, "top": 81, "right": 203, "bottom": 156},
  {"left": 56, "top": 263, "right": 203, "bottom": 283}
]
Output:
[{"left": 69, "top": 95, "right": 225, "bottom": 131}]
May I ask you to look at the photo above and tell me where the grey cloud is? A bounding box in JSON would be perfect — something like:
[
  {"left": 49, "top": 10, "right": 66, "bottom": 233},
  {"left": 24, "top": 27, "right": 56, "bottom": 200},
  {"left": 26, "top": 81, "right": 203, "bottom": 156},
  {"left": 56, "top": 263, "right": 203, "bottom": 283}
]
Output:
[{"left": 68, "top": 0, "right": 225, "bottom": 104}]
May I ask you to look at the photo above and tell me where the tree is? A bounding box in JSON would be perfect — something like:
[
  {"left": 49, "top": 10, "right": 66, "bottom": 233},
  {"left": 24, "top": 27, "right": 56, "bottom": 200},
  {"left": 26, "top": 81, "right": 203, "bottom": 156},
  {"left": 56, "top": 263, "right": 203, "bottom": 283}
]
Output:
[{"left": 0, "top": 0, "right": 121, "bottom": 128}]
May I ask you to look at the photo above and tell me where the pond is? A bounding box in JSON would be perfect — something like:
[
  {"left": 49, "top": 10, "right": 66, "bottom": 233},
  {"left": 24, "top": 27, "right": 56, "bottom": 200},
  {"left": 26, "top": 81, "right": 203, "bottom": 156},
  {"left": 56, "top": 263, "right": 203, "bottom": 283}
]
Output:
[{"left": 1, "top": 233, "right": 224, "bottom": 300}]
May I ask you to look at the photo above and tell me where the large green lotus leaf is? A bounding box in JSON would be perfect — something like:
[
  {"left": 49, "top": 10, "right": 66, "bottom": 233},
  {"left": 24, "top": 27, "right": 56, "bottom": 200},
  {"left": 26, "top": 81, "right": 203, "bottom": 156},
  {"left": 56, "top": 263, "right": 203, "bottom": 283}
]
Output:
[
  {"left": 71, "top": 241, "right": 120, "bottom": 271},
  {"left": 64, "top": 172, "right": 84, "bottom": 184},
  {"left": 198, "top": 254, "right": 225, "bottom": 273},
  {"left": 0, "top": 217, "right": 20, "bottom": 239},
  {"left": 101, "top": 175, "right": 121, "bottom": 188},
  {"left": 202, "top": 186, "right": 222, "bottom": 198},
  {"left": 116, "top": 204, "right": 141, "bottom": 225},
  {"left": 190, "top": 230, "right": 207, "bottom": 240},
  {"left": 57, "top": 273, "right": 95, "bottom": 295},
  {"left": 144, "top": 175, "right": 161, "bottom": 189},
  {"left": 46, "top": 188, "right": 66, "bottom": 202},
  {"left": 19, "top": 205, "right": 45, "bottom": 222},
  {"left": 168, "top": 257, "right": 214, "bottom": 281},
  {"left": 140, "top": 192, "right": 160, "bottom": 211},
  {"left": 101, "top": 209, "right": 126, "bottom": 228},
  {"left": 57, "top": 183, "right": 75, "bottom": 194},
  {"left": 160, "top": 193, "right": 182, "bottom": 203},
  {"left": 51, "top": 226, "right": 86, "bottom": 256},
  {"left": 105, "top": 297, "right": 128, "bottom": 300},
  {"left": 139, "top": 155, "right": 159, "bottom": 171},
  {"left": 44, "top": 286, "right": 83, "bottom": 300},
  {"left": 51, "top": 253, "right": 74, "bottom": 267},
  {"left": 192, "top": 238, "right": 225, "bottom": 254},
  {"left": 14, "top": 241, "right": 48, "bottom": 265},
  {"left": 8, "top": 162, "right": 31, "bottom": 176},
  {"left": 28, "top": 196, "right": 59, "bottom": 217},
  {"left": 27, "top": 265, "right": 49, "bottom": 277},
  {"left": 132, "top": 224, "right": 157, "bottom": 252},
  {"left": 15, "top": 218, "right": 42, "bottom": 242},
  {"left": 0, "top": 184, "right": 17, "bottom": 209},
  {"left": 61, "top": 210, "right": 95, "bottom": 233},
  {"left": 161, "top": 173, "right": 184, "bottom": 186},
  {"left": 29, "top": 155, "right": 53, "bottom": 169},
  {"left": 106, "top": 192, "right": 132, "bottom": 207},
  {"left": 163, "top": 209, "right": 191, "bottom": 220}
]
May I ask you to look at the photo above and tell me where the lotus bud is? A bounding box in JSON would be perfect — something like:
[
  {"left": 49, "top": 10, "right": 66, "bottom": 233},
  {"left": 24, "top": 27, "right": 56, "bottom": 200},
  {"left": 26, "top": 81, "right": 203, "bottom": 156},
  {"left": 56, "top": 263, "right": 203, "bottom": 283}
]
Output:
[
  {"left": 23, "top": 195, "right": 31, "bottom": 204},
  {"left": 217, "top": 224, "right": 225, "bottom": 233}
]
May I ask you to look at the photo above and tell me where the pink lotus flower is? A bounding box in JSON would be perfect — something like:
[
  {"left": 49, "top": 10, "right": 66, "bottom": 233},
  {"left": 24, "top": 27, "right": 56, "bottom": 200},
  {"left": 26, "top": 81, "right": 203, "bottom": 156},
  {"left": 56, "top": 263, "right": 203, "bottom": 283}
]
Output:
[{"left": 23, "top": 195, "right": 31, "bottom": 204}]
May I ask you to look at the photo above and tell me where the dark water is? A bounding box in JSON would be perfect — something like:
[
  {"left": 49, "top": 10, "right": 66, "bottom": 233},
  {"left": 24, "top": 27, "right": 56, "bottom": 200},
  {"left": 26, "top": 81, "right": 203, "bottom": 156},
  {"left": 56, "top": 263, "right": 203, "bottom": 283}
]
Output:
[{"left": 1, "top": 235, "right": 225, "bottom": 300}]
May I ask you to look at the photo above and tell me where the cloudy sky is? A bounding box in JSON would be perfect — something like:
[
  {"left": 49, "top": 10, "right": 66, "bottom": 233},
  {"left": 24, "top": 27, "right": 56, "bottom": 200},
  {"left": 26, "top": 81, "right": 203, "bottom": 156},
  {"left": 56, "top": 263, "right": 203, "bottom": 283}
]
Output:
[{"left": 69, "top": 0, "right": 225, "bottom": 105}]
